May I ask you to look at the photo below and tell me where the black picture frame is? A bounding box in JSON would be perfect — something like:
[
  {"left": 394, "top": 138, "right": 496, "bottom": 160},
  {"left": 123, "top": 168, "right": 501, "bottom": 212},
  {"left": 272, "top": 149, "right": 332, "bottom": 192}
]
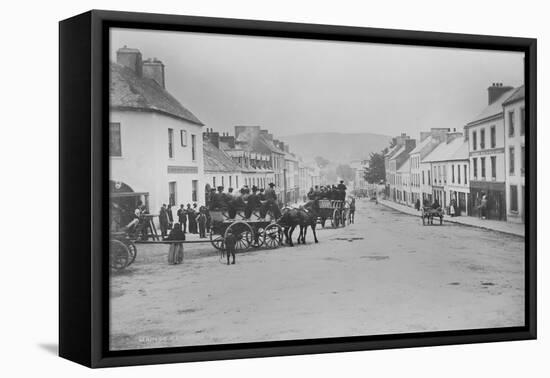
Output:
[{"left": 59, "top": 9, "right": 537, "bottom": 368}]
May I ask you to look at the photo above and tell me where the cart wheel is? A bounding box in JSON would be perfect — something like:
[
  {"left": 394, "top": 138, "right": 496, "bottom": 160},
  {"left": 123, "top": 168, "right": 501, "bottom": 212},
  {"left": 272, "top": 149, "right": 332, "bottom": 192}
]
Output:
[
  {"left": 264, "top": 224, "right": 283, "bottom": 249},
  {"left": 331, "top": 209, "right": 340, "bottom": 227},
  {"left": 340, "top": 210, "right": 347, "bottom": 227},
  {"left": 110, "top": 239, "right": 129, "bottom": 271},
  {"left": 210, "top": 231, "right": 224, "bottom": 250},
  {"left": 225, "top": 221, "right": 254, "bottom": 252},
  {"left": 253, "top": 226, "right": 266, "bottom": 248},
  {"left": 125, "top": 241, "right": 137, "bottom": 266}
]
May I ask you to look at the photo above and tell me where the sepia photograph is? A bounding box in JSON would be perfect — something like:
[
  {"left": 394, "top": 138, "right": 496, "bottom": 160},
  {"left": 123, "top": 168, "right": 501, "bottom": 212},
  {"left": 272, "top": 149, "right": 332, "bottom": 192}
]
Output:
[{"left": 107, "top": 27, "right": 526, "bottom": 351}]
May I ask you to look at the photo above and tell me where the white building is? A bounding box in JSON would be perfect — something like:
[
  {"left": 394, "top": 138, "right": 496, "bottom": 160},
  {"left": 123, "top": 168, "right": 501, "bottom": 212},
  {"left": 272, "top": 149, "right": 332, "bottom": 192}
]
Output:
[
  {"left": 464, "top": 83, "right": 516, "bottom": 220},
  {"left": 395, "top": 157, "right": 411, "bottom": 205},
  {"left": 422, "top": 133, "right": 470, "bottom": 215},
  {"left": 109, "top": 47, "right": 205, "bottom": 227},
  {"left": 502, "top": 85, "right": 526, "bottom": 223},
  {"left": 203, "top": 134, "right": 243, "bottom": 200}
]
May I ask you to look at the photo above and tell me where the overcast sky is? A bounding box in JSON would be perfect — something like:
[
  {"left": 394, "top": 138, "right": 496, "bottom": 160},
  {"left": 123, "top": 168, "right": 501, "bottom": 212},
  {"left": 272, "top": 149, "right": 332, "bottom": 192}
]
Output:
[{"left": 110, "top": 28, "right": 524, "bottom": 139}]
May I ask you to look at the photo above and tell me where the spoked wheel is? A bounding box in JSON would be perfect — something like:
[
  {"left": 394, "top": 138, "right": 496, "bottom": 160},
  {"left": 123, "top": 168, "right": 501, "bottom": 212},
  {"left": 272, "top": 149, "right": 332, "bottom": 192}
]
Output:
[
  {"left": 224, "top": 221, "right": 254, "bottom": 252},
  {"left": 331, "top": 209, "right": 340, "bottom": 227},
  {"left": 252, "top": 226, "right": 266, "bottom": 248},
  {"left": 264, "top": 223, "right": 283, "bottom": 249},
  {"left": 210, "top": 231, "right": 225, "bottom": 250},
  {"left": 127, "top": 241, "right": 137, "bottom": 265},
  {"left": 340, "top": 210, "right": 347, "bottom": 227},
  {"left": 110, "top": 239, "right": 129, "bottom": 271}
]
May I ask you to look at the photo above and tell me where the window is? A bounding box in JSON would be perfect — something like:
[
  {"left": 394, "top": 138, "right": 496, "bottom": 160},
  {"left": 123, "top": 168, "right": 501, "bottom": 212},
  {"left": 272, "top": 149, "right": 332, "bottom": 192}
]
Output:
[
  {"left": 520, "top": 108, "right": 525, "bottom": 135},
  {"left": 221, "top": 176, "right": 224, "bottom": 187},
  {"left": 472, "top": 131, "right": 477, "bottom": 150},
  {"left": 464, "top": 165, "right": 467, "bottom": 185},
  {"left": 191, "top": 134, "right": 196, "bottom": 161},
  {"left": 168, "top": 128, "right": 174, "bottom": 158},
  {"left": 109, "top": 122, "right": 122, "bottom": 157},
  {"left": 169, "top": 181, "right": 177, "bottom": 206},
  {"left": 508, "top": 111, "right": 515, "bottom": 137},
  {"left": 481, "top": 157, "right": 486, "bottom": 179},
  {"left": 510, "top": 185, "right": 518, "bottom": 212},
  {"left": 521, "top": 145, "right": 525, "bottom": 175},
  {"left": 509, "top": 147, "right": 515, "bottom": 175},
  {"left": 457, "top": 164, "right": 461, "bottom": 184},
  {"left": 480, "top": 128, "right": 485, "bottom": 149},
  {"left": 427, "top": 170, "right": 431, "bottom": 185},
  {"left": 180, "top": 130, "right": 187, "bottom": 146},
  {"left": 452, "top": 164, "right": 455, "bottom": 183},
  {"left": 213, "top": 177, "right": 216, "bottom": 187},
  {"left": 490, "top": 126, "right": 496, "bottom": 148},
  {"left": 236, "top": 176, "right": 239, "bottom": 188},
  {"left": 192, "top": 180, "right": 198, "bottom": 202},
  {"left": 490, "top": 156, "right": 496, "bottom": 179},
  {"left": 229, "top": 176, "right": 232, "bottom": 188}
]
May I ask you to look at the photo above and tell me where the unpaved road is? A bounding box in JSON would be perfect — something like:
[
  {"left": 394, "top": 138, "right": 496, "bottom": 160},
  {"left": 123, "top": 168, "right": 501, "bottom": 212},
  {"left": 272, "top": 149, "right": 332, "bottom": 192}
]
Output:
[{"left": 110, "top": 199, "right": 525, "bottom": 350}]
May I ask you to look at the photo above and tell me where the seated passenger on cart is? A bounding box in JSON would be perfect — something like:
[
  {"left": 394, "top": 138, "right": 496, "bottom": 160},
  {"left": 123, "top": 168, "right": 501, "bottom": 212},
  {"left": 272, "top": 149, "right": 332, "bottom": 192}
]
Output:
[
  {"left": 245, "top": 185, "right": 261, "bottom": 219},
  {"left": 261, "top": 182, "right": 282, "bottom": 219}
]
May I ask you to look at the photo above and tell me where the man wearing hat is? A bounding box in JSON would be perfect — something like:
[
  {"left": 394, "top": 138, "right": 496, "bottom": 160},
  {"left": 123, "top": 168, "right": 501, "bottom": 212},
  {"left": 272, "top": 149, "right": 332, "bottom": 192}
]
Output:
[
  {"left": 337, "top": 180, "right": 347, "bottom": 201},
  {"left": 245, "top": 185, "right": 261, "bottom": 219},
  {"left": 263, "top": 182, "right": 281, "bottom": 218}
]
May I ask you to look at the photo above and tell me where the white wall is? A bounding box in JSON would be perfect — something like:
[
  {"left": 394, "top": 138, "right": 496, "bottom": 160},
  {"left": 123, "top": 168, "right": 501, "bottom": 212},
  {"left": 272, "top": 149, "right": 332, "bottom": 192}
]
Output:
[
  {"left": 468, "top": 118, "right": 506, "bottom": 182},
  {"left": 110, "top": 110, "right": 205, "bottom": 213},
  {"left": 504, "top": 100, "right": 526, "bottom": 222},
  {"left": 8, "top": 1, "right": 547, "bottom": 378}
]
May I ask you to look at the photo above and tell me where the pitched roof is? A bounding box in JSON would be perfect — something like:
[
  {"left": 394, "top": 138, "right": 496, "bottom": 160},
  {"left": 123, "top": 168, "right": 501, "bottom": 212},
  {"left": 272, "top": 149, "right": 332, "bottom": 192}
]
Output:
[
  {"left": 389, "top": 145, "right": 406, "bottom": 161},
  {"left": 467, "top": 87, "right": 516, "bottom": 125},
  {"left": 502, "top": 85, "right": 525, "bottom": 106},
  {"left": 385, "top": 144, "right": 401, "bottom": 158},
  {"left": 110, "top": 62, "right": 203, "bottom": 125},
  {"left": 397, "top": 157, "right": 410, "bottom": 173},
  {"left": 409, "top": 136, "right": 433, "bottom": 155},
  {"left": 203, "top": 141, "right": 241, "bottom": 173},
  {"left": 423, "top": 136, "right": 468, "bottom": 163}
]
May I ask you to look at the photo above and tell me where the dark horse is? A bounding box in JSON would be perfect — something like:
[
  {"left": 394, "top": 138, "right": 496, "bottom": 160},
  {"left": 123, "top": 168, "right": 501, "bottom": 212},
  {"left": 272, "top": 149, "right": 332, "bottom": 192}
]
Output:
[{"left": 277, "top": 202, "right": 319, "bottom": 246}]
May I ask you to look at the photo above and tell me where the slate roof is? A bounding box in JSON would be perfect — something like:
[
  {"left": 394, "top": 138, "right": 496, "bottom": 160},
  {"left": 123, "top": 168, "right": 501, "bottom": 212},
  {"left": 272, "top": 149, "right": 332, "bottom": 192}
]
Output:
[
  {"left": 423, "top": 136, "right": 468, "bottom": 163},
  {"left": 467, "top": 87, "right": 516, "bottom": 125},
  {"left": 203, "top": 141, "right": 241, "bottom": 173},
  {"left": 409, "top": 136, "right": 433, "bottom": 155},
  {"left": 502, "top": 85, "right": 525, "bottom": 106},
  {"left": 397, "top": 157, "right": 410, "bottom": 173},
  {"left": 110, "top": 62, "right": 203, "bottom": 125}
]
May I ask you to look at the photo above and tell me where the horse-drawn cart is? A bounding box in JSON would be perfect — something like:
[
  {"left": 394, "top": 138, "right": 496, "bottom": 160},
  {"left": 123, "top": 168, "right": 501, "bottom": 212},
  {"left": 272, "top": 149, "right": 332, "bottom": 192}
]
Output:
[
  {"left": 209, "top": 206, "right": 284, "bottom": 253},
  {"left": 421, "top": 207, "right": 444, "bottom": 225},
  {"left": 317, "top": 199, "right": 347, "bottom": 228},
  {"left": 109, "top": 231, "right": 138, "bottom": 271}
]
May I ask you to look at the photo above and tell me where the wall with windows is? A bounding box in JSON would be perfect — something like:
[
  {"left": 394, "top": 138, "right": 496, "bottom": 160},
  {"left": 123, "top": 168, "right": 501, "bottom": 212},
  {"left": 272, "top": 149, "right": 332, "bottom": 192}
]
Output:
[
  {"left": 109, "top": 110, "right": 205, "bottom": 219},
  {"left": 504, "top": 99, "right": 526, "bottom": 223},
  {"left": 467, "top": 118, "right": 506, "bottom": 184}
]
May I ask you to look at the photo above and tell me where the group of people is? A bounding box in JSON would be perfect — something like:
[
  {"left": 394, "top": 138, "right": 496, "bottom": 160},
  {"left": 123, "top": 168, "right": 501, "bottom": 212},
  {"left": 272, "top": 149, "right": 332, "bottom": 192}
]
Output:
[
  {"left": 158, "top": 202, "right": 210, "bottom": 239},
  {"left": 307, "top": 181, "right": 348, "bottom": 202},
  {"left": 207, "top": 182, "right": 282, "bottom": 220}
]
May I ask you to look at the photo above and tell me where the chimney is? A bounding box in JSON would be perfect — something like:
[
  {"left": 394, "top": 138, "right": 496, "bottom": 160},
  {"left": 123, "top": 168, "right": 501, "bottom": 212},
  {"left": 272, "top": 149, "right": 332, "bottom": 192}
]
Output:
[
  {"left": 404, "top": 139, "right": 416, "bottom": 151},
  {"left": 220, "top": 134, "right": 235, "bottom": 149},
  {"left": 116, "top": 46, "right": 143, "bottom": 76},
  {"left": 208, "top": 131, "right": 220, "bottom": 148},
  {"left": 487, "top": 82, "right": 513, "bottom": 105},
  {"left": 445, "top": 131, "right": 462, "bottom": 144},
  {"left": 395, "top": 133, "right": 410, "bottom": 146},
  {"left": 142, "top": 58, "right": 165, "bottom": 88}
]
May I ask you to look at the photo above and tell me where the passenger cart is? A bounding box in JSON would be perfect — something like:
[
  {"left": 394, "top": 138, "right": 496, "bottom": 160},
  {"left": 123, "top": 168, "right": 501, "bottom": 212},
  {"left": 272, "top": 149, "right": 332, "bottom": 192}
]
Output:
[
  {"left": 317, "top": 199, "right": 346, "bottom": 228},
  {"left": 421, "top": 207, "right": 444, "bottom": 225},
  {"left": 209, "top": 206, "right": 284, "bottom": 253}
]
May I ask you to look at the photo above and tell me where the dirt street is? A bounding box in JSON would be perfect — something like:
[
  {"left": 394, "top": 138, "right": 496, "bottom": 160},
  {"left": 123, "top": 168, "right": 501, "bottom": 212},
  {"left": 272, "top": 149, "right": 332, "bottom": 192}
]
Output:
[{"left": 110, "top": 198, "right": 525, "bottom": 350}]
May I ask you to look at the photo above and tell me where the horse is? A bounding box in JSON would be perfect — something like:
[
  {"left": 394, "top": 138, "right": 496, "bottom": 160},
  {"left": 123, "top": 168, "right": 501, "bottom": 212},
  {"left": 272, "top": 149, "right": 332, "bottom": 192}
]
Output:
[
  {"left": 347, "top": 197, "right": 356, "bottom": 224},
  {"left": 277, "top": 204, "right": 319, "bottom": 246}
]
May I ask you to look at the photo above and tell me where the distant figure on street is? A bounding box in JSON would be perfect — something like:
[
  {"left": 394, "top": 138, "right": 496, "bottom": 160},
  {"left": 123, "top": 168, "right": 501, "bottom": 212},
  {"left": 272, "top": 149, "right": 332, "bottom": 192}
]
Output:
[
  {"left": 479, "top": 194, "right": 488, "bottom": 219},
  {"left": 415, "top": 198, "right": 421, "bottom": 211},
  {"left": 167, "top": 204, "right": 174, "bottom": 229},
  {"left": 196, "top": 206, "right": 208, "bottom": 238},
  {"left": 348, "top": 197, "right": 356, "bottom": 224},
  {"left": 186, "top": 203, "right": 197, "bottom": 234}
]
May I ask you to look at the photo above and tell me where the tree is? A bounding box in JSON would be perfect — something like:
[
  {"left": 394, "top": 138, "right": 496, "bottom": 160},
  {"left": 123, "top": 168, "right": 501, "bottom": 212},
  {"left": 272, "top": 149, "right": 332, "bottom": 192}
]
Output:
[
  {"left": 314, "top": 156, "right": 330, "bottom": 169},
  {"left": 335, "top": 164, "right": 355, "bottom": 183},
  {"left": 364, "top": 152, "right": 386, "bottom": 184}
]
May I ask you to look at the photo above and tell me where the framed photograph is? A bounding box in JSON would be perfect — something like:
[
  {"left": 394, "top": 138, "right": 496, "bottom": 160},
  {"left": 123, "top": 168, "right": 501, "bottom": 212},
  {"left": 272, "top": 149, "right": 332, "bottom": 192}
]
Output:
[{"left": 59, "top": 10, "right": 536, "bottom": 368}]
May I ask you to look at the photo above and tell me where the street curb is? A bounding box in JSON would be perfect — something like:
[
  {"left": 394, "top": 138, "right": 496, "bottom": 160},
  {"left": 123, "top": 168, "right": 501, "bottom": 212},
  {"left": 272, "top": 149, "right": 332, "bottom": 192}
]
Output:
[{"left": 377, "top": 200, "right": 525, "bottom": 238}]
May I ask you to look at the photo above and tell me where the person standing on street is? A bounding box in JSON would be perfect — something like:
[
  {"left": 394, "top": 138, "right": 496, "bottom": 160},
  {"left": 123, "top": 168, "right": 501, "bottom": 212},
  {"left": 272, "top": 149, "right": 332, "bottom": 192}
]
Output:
[
  {"left": 159, "top": 204, "right": 169, "bottom": 238},
  {"left": 177, "top": 204, "right": 187, "bottom": 233}
]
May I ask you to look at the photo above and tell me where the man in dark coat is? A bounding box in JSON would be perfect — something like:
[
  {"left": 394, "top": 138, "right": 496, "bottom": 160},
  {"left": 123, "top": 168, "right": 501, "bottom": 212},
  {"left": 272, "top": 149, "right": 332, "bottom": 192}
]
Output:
[
  {"left": 337, "top": 181, "right": 347, "bottom": 201},
  {"left": 245, "top": 186, "right": 261, "bottom": 219},
  {"left": 186, "top": 203, "right": 197, "bottom": 234},
  {"left": 159, "top": 204, "right": 169, "bottom": 238},
  {"left": 263, "top": 183, "right": 281, "bottom": 219},
  {"left": 177, "top": 204, "right": 187, "bottom": 232}
]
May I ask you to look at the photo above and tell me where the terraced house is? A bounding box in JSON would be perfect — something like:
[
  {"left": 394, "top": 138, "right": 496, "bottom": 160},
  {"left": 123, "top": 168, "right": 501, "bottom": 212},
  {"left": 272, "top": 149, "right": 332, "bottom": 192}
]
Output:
[{"left": 465, "top": 83, "right": 516, "bottom": 220}]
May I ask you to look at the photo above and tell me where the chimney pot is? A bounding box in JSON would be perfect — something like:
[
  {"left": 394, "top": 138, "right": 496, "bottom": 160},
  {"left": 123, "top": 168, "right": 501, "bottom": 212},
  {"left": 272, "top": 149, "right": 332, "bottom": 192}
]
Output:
[
  {"left": 116, "top": 46, "right": 143, "bottom": 76},
  {"left": 142, "top": 57, "right": 165, "bottom": 88}
]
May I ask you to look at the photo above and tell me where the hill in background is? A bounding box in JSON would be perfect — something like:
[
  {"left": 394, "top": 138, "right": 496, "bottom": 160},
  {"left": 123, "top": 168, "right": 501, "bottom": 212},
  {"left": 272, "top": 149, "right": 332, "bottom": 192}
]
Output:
[{"left": 280, "top": 132, "right": 392, "bottom": 164}]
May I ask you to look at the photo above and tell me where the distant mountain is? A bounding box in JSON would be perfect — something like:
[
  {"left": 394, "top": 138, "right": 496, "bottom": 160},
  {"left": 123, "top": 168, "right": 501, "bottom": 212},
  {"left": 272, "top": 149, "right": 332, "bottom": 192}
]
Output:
[{"left": 280, "top": 132, "right": 392, "bottom": 164}]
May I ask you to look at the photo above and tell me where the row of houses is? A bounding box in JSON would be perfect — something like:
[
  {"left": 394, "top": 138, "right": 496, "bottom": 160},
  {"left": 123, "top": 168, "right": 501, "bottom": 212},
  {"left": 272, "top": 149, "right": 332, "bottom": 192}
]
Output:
[
  {"left": 109, "top": 46, "right": 321, "bottom": 219},
  {"left": 384, "top": 83, "right": 526, "bottom": 224}
]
